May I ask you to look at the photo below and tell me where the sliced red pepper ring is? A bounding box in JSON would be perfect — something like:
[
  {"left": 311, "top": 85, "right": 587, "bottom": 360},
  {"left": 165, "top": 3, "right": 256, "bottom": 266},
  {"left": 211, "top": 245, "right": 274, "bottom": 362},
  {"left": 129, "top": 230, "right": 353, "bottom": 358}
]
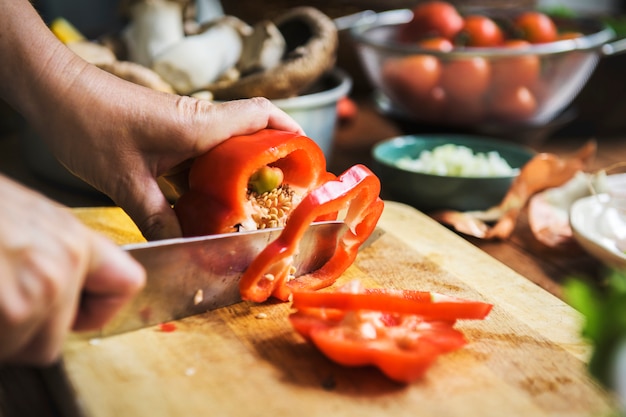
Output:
[
  {"left": 288, "top": 282, "right": 493, "bottom": 383},
  {"left": 175, "top": 129, "right": 332, "bottom": 236},
  {"left": 239, "top": 164, "right": 384, "bottom": 303},
  {"left": 290, "top": 289, "right": 493, "bottom": 321}
]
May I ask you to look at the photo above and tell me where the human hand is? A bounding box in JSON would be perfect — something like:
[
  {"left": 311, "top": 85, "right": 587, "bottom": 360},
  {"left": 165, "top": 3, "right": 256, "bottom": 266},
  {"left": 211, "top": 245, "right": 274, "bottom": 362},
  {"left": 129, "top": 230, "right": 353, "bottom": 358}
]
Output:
[
  {"left": 33, "top": 59, "right": 304, "bottom": 241},
  {"left": 1, "top": 0, "right": 305, "bottom": 241},
  {"left": 0, "top": 175, "right": 145, "bottom": 365}
]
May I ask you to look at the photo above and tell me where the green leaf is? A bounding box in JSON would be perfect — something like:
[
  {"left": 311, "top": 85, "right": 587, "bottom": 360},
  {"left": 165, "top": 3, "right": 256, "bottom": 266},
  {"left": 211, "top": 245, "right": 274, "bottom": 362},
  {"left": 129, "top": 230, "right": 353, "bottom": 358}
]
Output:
[{"left": 565, "top": 269, "right": 626, "bottom": 391}]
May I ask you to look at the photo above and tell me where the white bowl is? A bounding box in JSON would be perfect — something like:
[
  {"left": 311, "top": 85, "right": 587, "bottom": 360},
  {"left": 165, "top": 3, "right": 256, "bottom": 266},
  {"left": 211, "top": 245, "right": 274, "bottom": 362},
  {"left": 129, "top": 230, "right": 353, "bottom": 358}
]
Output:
[{"left": 272, "top": 68, "right": 352, "bottom": 159}]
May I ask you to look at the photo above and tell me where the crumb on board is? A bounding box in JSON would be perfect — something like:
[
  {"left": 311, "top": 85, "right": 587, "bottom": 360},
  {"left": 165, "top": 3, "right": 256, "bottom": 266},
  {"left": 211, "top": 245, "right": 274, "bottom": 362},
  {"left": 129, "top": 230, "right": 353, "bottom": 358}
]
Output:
[{"left": 194, "top": 289, "right": 203, "bottom": 305}]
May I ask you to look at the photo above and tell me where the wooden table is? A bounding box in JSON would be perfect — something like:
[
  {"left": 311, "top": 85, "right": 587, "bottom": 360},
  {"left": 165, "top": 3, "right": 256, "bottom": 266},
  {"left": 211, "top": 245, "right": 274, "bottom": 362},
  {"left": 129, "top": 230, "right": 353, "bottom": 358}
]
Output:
[{"left": 0, "top": 91, "right": 625, "bottom": 416}]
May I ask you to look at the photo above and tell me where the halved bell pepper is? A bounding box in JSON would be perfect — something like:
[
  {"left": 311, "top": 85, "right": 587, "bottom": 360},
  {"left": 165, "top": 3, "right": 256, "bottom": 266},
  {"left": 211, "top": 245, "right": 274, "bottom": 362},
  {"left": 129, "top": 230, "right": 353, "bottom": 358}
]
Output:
[
  {"left": 288, "top": 281, "right": 493, "bottom": 383},
  {"left": 239, "top": 164, "right": 385, "bottom": 302},
  {"left": 175, "top": 129, "right": 334, "bottom": 236}
]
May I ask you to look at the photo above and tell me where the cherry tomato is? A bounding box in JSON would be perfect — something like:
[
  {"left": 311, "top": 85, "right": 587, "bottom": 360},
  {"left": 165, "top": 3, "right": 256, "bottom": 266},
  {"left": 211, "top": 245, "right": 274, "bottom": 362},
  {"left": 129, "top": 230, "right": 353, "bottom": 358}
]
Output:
[
  {"left": 417, "top": 36, "right": 454, "bottom": 52},
  {"left": 455, "top": 15, "right": 504, "bottom": 47},
  {"left": 420, "top": 86, "right": 448, "bottom": 122},
  {"left": 491, "top": 39, "right": 541, "bottom": 91},
  {"left": 337, "top": 97, "right": 357, "bottom": 122},
  {"left": 382, "top": 54, "right": 442, "bottom": 101},
  {"left": 440, "top": 57, "right": 491, "bottom": 100},
  {"left": 439, "top": 57, "right": 491, "bottom": 124},
  {"left": 398, "top": 1, "right": 464, "bottom": 42},
  {"left": 382, "top": 55, "right": 444, "bottom": 121},
  {"left": 515, "top": 11, "right": 558, "bottom": 44},
  {"left": 488, "top": 85, "right": 537, "bottom": 122}
]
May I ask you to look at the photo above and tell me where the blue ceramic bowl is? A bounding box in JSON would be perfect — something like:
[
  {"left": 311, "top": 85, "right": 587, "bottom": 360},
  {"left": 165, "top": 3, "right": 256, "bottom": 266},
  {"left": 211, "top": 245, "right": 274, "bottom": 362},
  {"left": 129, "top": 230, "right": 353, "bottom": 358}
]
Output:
[{"left": 372, "top": 134, "right": 535, "bottom": 212}]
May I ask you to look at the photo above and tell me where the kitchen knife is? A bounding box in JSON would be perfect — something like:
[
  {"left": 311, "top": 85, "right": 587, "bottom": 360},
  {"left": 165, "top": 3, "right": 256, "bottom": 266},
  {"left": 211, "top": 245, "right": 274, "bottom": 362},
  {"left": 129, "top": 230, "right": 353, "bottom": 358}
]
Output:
[{"left": 95, "top": 221, "right": 380, "bottom": 337}]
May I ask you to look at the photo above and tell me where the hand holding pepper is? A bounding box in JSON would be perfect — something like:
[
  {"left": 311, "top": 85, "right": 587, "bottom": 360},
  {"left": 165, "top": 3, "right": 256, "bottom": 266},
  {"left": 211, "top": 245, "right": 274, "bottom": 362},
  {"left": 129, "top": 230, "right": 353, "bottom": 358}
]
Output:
[
  {"left": 0, "top": 0, "right": 303, "bottom": 365},
  {"left": 0, "top": 0, "right": 304, "bottom": 243}
]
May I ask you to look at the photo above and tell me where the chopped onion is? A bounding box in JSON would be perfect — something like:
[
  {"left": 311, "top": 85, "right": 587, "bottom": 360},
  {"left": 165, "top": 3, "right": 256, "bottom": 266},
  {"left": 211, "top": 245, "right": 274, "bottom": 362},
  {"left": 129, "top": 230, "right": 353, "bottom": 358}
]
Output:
[{"left": 396, "top": 144, "right": 517, "bottom": 177}]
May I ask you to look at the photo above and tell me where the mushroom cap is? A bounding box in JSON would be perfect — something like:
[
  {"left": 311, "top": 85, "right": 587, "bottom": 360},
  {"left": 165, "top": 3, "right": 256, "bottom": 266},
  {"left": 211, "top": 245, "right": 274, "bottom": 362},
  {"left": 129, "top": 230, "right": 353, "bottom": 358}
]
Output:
[{"left": 207, "top": 6, "right": 338, "bottom": 100}]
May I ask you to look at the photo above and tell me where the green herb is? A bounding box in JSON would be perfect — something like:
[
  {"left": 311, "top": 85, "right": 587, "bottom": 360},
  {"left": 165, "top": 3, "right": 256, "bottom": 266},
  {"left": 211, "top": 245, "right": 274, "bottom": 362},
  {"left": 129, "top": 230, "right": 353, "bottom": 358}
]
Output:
[
  {"left": 564, "top": 269, "right": 626, "bottom": 388},
  {"left": 604, "top": 16, "right": 626, "bottom": 38},
  {"left": 539, "top": 5, "right": 576, "bottom": 19}
]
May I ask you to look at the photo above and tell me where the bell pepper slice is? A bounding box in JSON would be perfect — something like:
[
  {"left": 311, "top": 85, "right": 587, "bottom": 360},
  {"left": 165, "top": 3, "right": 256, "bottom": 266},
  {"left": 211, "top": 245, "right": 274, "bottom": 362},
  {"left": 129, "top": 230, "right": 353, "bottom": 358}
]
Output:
[
  {"left": 290, "top": 289, "right": 493, "bottom": 321},
  {"left": 175, "top": 129, "right": 332, "bottom": 236},
  {"left": 239, "top": 164, "right": 384, "bottom": 302},
  {"left": 288, "top": 282, "right": 493, "bottom": 383}
]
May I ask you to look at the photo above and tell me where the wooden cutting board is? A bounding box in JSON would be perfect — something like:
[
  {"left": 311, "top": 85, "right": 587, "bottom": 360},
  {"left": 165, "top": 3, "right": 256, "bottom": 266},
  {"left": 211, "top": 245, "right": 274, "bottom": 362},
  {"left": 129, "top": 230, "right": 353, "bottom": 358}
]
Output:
[{"left": 62, "top": 201, "right": 618, "bottom": 417}]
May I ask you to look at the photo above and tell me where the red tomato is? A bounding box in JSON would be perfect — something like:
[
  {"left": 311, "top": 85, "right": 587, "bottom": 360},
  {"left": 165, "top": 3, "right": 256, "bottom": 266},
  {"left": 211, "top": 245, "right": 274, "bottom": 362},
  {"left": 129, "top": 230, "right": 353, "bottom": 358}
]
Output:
[
  {"left": 488, "top": 85, "right": 537, "bottom": 121},
  {"left": 382, "top": 55, "right": 442, "bottom": 99},
  {"left": 420, "top": 86, "right": 448, "bottom": 122},
  {"left": 439, "top": 57, "right": 491, "bottom": 124},
  {"left": 289, "top": 287, "right": 492, "bottom": 383},
  {"left": 417, "top": 36, "right": 454, "bottom": 52},
  {"left": 337, "top": 97, "right": 357, "bottom": 122},
  {"left": 455, "top": 15, "right": 504, "bottom": 47},
  {"left": 398, "top": 1, "right": 464, "bottom": 42},
  {"left": 515, "top": 11, "right": 558, "bottom": 43},
  {"left": 440, "top": 57, "right": 491, "bottom": 100},
  {"left": 491, "top": 39, "right": 541, "bottom": 90},
  {"left": 382, "top": 55, "right": 445, "bottom": 121}
]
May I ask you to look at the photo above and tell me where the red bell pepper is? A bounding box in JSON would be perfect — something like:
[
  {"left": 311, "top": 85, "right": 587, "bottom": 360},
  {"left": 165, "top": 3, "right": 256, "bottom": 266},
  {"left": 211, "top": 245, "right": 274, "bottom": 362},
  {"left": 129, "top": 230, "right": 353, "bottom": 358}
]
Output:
[
  {"left": 239, "top": 164, "right": 384, "bottom": 302},
  {"left": 290, "top": 289, "right": 493, "bottom": 321},
  {"left": 289, "top": 281, "right": 493, "bottom": 383},
  {"left": 175, "top": 129, "right": 333, "bottom": 236}
]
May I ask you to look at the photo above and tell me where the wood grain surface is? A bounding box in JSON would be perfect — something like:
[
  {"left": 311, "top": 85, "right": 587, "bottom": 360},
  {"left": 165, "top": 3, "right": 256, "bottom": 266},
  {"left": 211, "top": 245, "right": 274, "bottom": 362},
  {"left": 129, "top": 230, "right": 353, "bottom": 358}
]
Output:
[{"left": 61, "top": 202, "right": 618, "bottom": 417}]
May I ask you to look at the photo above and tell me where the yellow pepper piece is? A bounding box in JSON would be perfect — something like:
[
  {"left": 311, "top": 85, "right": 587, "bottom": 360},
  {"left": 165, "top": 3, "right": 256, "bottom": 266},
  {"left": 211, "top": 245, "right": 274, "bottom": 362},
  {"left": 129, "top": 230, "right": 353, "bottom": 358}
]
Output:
[{"left": 50, "top": 17, "right": 85, "bottom": 44}]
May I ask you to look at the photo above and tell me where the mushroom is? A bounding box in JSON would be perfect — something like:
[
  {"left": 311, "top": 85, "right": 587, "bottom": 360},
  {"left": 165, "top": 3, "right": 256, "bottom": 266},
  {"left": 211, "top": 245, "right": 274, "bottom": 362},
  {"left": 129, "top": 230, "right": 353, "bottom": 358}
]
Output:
[
  {"left": 151, "top": 16, "right": 252, "bottom": 95},
  {"left": 98, "top": 61, "right": 176, "bottom": 94},
  {"left": 63, "top": 39, "right": 175, "bottom": 93},
  {"left": 206, "top": 6, "right": 338, "bottom": 100},
  {"left": 237, "top": 20, "right": 286, "bottom": 76},
  {"left": 121, "top": 0, "right": 187, "bottom": 68}
]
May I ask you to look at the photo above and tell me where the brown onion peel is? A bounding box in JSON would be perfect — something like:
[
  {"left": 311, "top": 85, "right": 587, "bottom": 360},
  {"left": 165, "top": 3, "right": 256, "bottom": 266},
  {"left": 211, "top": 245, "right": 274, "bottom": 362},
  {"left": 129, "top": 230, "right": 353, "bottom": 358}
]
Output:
[{"left": 431, "top": 140, "right": 597, "bottom": 240}]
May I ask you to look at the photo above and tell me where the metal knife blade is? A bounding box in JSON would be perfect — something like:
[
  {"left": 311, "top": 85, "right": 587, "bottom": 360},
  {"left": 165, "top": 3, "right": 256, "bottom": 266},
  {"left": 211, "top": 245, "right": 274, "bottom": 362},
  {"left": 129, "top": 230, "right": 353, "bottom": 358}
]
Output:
[{"left": 97, "top": 221, "right": 350, "bottom": 337}]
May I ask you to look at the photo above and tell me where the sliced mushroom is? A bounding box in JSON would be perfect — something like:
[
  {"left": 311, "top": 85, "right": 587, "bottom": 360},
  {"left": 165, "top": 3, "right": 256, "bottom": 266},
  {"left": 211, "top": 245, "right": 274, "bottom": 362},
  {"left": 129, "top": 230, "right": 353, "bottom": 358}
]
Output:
[
  {"left": 237, "top": 20, "right": 286, "bottom": 75},
  {"left": 151, "top": 16, "right": 252, "bottom": 95},
  {"left": 98, "top": 61, "right": 176, "bottom": 94},
  {"left": 121, "top": 0, "right": 187, "bottom": 67},
  {"left": 207, "top": 6, "right": 338, "bottom": 100}
]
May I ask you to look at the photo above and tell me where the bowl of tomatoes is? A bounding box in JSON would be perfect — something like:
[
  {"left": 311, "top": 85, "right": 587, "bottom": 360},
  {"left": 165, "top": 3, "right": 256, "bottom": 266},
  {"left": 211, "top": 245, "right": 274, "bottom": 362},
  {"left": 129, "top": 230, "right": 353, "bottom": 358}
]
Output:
[{"left": 350, "top": 1, "right": 625, "bottom": 133}]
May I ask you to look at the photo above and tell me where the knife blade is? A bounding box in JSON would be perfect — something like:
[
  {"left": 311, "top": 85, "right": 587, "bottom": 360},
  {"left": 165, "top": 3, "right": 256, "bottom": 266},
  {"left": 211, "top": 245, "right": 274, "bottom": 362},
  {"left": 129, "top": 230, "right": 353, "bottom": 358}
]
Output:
[{"left": 96, "top": 221, "right": 353, "bottom": 337}]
